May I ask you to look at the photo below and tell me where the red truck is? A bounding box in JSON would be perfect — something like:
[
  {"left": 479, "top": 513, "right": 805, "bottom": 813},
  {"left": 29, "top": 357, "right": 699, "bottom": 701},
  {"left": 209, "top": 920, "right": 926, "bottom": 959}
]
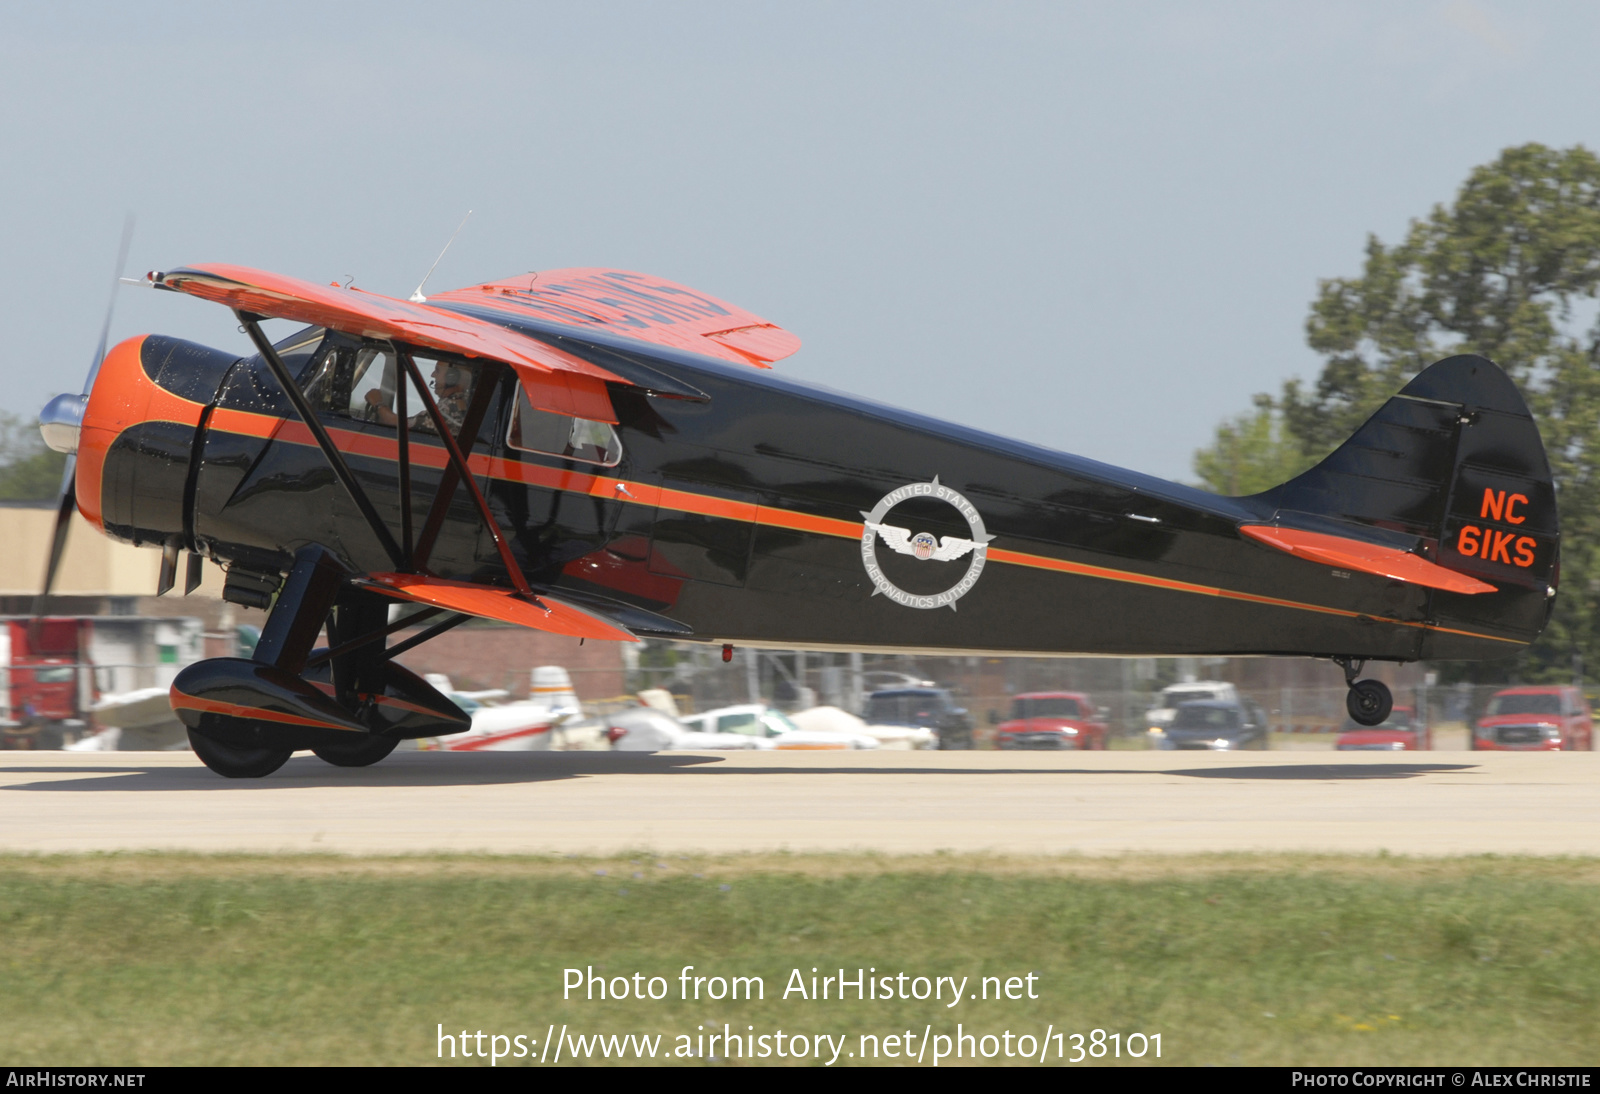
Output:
[
  {"left": 1472, "top": 686, "right": 1593, "bottom": 751},
  {"left": 1335, "top": 705, "right": 1430, "bottom": 751},
  {"left": 0, "top": 618, "right": 89, "bottom": 749},
  {"left": 994, "top": 691, "right": 1109, "bottom": 750}
]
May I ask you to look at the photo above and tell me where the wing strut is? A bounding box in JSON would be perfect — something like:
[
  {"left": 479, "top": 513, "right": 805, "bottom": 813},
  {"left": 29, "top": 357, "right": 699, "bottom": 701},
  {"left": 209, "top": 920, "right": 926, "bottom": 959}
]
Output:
[
  {"left": 379, "top": 610, "right": 472, "bottom": 661},
  {"left": 303, "top": 606, "right": 442, "bottom": 671},
  {"left": 408, "top": 350, "right": 498, "bottom": 569},
  {"left": 394, "top": 346, "right": 414, "bottom": 562},
  {"left": 395, "top": 347, "right": 540, "bottom": 600},
  {"left": 237, "top": 311, "right": 408, "bottom": 571}
]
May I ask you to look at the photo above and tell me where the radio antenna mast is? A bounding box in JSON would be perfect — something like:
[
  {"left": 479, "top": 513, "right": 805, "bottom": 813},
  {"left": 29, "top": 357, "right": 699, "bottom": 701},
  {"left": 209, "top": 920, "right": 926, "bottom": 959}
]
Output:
[{"left": 409, "top": 210, "right": 473, "bottom": 303}]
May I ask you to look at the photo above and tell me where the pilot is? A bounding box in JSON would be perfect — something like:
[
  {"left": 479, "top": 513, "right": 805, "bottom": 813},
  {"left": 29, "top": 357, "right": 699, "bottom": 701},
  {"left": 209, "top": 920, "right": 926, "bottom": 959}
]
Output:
[{"left": 366, "top": 361, "right": 471, "bottom": 434}]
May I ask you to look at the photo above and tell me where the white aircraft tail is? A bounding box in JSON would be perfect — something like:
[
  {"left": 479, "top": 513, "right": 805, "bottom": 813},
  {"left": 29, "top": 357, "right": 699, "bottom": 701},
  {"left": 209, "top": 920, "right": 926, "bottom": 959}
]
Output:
[{"left": 531, "top": 665, "right": 580, "bottom": 720}]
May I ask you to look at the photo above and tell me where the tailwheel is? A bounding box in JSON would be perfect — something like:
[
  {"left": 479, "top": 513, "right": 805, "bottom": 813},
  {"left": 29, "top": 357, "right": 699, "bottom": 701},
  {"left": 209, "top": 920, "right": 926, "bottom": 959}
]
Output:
[
  {"left": 187, "top": 728, "right": 293, "bottom": 779},
  {"left": 311, "top": 733, "right": 400, "bottom": 768},
  {"left": 1346, "top": 679, "right": 1394, "bottom": 727}
]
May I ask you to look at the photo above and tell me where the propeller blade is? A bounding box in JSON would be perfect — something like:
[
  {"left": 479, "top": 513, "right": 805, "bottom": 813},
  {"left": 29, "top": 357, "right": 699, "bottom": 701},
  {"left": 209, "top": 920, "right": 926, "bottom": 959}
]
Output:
[
  {"left": 36, "top": 215, "right": 134, "bottom": 613},
  {"left": 37, "top": 456, "right": 77, "bottom": 605},
  {"left": 82, "top": 213, "right": 135, "bottom": 397}
]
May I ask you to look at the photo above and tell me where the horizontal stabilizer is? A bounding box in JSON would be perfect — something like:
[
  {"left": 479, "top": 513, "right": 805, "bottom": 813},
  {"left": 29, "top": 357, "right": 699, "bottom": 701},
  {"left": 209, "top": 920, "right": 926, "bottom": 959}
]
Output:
[
  {"left": 1240, "top": 525, "right": 1495, "bottom": 595},
  {"left": 355, "top": 573, "right": 640, "bottom": 643}
]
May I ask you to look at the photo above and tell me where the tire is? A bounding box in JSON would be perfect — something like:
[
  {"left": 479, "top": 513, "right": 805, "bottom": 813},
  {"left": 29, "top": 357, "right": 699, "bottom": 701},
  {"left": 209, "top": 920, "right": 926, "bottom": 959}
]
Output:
[
  {"left": 1346, "top": 679, "right": 1394, "bottom": 727},
  {"left": 312, "top": 734, "right": 400, "bottom": 768},
  {"left": 188, "top": 728, "right": 292, "bottom": 779}
]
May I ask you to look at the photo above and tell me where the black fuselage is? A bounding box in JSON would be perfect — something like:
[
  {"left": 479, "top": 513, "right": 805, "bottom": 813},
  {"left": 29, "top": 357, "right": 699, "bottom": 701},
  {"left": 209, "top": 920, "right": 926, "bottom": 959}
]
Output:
[{"left": 98, "top": 323, "right": 1551, "bottom": 664}]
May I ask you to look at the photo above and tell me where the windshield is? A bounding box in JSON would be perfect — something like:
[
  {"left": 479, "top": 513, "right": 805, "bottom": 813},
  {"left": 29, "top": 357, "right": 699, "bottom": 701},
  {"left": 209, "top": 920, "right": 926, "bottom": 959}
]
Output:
[
  {"left": 1487, "top": 693, "right": 1562, "bottom": 716},
  {"left": 716, "top": 711, "right": 763, "bottom": 736},
  {"left": 1162, "top": 690, "right": 1214, "bottom": 707},
  {"left": 865, "top": 693, "right": 949, "bottom": 726},
  {"left": 1012, "top": 697, "right": 1083, "bottom": 719},
  {"left": 1172, "top": 705, "right": 1242, "bottom": 732},
  {"left": 762, "top": 711, "right": 800, "bottom": 737},
  {"left": 450, "top": 695, "right": 482, "bottom": 714}
]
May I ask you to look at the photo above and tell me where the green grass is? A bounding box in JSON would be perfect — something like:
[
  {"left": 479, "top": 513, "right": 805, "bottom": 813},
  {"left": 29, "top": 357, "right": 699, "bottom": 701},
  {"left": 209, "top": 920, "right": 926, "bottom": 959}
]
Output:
[{"left": 2, "top": 853, "right": 1599, "bottom": 1066}]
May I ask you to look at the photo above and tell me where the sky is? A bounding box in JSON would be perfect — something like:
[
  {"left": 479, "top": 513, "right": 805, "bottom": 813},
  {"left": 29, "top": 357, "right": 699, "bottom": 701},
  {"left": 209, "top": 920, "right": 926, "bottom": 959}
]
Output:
[{"left": 1, "top": 1, "right": 1597, "bottom": 483}]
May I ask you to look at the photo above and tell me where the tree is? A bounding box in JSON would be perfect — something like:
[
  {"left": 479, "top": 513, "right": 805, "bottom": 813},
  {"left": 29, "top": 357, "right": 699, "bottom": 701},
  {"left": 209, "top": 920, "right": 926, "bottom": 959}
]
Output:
[
  {"left": 1194, "top": 143, "right": 1600, "bottom": 681},
  {"left": 0, "top": 410, "right": 66, "bottom": 502},
  {"left": 1192, "top": 393, "right": 1315, "bottom": 496}
]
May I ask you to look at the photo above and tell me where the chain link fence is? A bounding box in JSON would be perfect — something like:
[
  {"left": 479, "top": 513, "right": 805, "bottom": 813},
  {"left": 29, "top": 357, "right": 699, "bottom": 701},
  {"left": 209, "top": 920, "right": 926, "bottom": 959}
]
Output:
[{"left": 618, "top": 644, "right": 1596, "bottom": 751}]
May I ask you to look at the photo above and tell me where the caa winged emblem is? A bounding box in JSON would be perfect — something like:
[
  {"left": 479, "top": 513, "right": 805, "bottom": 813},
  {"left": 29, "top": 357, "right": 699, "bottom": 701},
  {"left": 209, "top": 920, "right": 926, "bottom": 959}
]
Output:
[
  {"left": 858, "top": 478, "right": 996, "bottom": 610},
  {"left": 865, "top": 523, "right": 984, "bottom": 562}
]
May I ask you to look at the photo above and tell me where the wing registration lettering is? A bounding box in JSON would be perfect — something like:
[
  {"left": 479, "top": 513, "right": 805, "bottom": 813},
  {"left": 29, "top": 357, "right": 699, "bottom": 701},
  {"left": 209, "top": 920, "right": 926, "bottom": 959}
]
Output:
[{"left": 430, "top": 268, "right": 802, "bottom": 368}]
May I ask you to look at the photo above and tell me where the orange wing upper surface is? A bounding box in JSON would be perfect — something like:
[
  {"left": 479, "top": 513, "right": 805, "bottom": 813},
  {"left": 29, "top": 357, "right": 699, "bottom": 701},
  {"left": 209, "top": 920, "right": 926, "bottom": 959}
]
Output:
[
  {"left": 155, "top": 264, "right": 625, "bottom": 422},
  {"left": 428, "top": 268, "right": 802, "bottom": 368}
]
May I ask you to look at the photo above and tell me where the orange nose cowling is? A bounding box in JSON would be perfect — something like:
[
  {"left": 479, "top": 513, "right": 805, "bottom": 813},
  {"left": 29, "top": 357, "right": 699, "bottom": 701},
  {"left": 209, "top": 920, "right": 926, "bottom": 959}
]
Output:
[{"left": 76, "top": 334, "right": 206, "bottom": 535}]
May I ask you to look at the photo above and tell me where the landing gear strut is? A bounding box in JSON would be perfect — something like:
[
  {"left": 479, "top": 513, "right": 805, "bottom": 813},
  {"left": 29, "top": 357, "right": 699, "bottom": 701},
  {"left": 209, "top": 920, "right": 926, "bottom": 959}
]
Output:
[
  {"left": 1334, "top": 657, "right": 1393, "bottom": 727},
  {"left": 174, "top": 548, "right": 470, "bottom": 778}
]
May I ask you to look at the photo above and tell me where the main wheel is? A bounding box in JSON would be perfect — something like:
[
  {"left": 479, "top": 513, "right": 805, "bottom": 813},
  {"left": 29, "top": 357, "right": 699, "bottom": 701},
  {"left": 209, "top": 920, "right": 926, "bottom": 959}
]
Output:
[
  {"left": 312, "top": 734, "right": 400, "bottom": 768},
  {"left": 187, "top": 728, "right": 292, "bottom": 779},
  {"left": 1346, "top": 679, "right": 1394, "bottom": 727}
]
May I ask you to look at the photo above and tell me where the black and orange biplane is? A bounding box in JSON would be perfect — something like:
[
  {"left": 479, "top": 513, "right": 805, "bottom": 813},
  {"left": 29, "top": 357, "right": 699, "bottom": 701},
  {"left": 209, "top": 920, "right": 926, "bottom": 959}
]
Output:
[{"left": 36, "top": 263, "right": 1557, "bottom": 776}]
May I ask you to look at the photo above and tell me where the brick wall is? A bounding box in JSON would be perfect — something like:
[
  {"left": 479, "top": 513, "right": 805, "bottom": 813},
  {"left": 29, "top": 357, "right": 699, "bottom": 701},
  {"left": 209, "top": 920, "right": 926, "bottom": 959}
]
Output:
[{"left": 392, "top": 623, "right": 626, "bottom": 700}]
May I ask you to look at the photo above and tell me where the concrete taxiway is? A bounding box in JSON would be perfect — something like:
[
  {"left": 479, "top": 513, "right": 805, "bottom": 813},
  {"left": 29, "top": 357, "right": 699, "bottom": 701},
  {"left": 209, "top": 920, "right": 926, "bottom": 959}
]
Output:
[{"left": 2, "top": 749, "right": 1598, "bottom": 856}]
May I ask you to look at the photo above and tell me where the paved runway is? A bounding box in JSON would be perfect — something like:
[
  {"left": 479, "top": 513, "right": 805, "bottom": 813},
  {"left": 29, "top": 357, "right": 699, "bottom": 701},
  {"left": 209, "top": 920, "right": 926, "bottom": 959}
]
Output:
[{"left": 1, "top": 750, "right": 1597, "bottom": 857}]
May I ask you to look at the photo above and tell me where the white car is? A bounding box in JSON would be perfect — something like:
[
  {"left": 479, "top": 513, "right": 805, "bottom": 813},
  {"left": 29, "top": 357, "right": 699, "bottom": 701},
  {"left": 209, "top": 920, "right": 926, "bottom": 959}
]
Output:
[
  {"left": 788, "top": 705, "right": 934, "bottom": 749},
  {"left": 606, "top": 706, "right": 774, "bottom": 751},
  {"left": 681, "top": 704, "right": 879, "bottom": 750}
]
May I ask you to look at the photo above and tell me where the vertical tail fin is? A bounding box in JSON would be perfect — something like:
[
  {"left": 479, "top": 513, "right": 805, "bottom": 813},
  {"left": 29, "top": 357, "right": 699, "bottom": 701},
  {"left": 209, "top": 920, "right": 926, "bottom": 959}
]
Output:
[
  {"left": 530, "top": 665, "right": 581, "bottom": 721},
  {"left": 1258, "top": 354, "right": 1556, "bottom": 654}
]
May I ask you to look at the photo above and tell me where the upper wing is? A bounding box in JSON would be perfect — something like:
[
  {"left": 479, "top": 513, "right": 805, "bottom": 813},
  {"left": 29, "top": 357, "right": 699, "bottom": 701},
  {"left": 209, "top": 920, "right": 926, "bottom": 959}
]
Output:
[
  {"left": 428, "top": 268, "right": 802, "bottom": 368},
  {"left": 153, "top": 264, "right": 625, "bottom": 422},
  {"left": 868, "top": 522, "right": 916, "bottom": 556}
]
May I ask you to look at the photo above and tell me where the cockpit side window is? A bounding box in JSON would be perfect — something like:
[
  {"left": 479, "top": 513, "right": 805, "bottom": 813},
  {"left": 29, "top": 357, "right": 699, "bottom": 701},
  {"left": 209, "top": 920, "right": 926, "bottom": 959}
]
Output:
[
  {"left": 506, "top": 382, "right": 622, "bottom": 466},
  {"left": 304, "top": 342, "right": 493, "bottom": 442}
]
